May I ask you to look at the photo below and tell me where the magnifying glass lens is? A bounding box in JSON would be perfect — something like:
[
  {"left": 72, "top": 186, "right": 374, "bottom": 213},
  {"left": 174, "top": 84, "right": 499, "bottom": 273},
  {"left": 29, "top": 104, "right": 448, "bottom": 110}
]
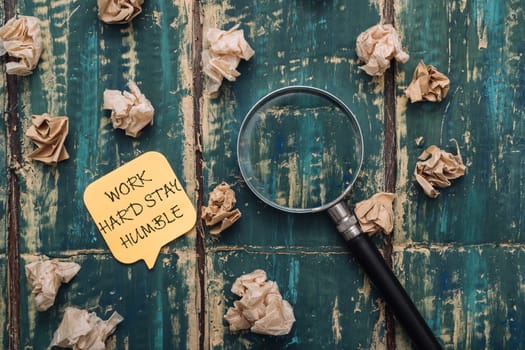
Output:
[{"left": 238, "top": 88, "right": 363, "bottom": 212}]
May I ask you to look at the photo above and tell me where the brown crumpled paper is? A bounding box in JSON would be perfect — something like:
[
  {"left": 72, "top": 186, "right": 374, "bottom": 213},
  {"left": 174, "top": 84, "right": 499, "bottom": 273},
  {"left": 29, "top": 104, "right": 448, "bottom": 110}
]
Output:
[
  {"left": 224, "top": 269, "right": 296, "bottom": 336},
  {"left": 25, "top": 259, "right": 81, "bottom": 312},
  {"left": 0, "top": 15, "right": 43, "bottom": 76},
  {"left": 414, "top": 141, "right": 467, "bottom": 198},
  {"left": 405, "top": 61, "right": 450, "bottom": 103},
  {"left": 201, "top": 182, "right": 241, "bottom": 235},
  {"left": 26, "top": 113, "right": 70, "bottom": 166},
  {"left": 202, "top": 24, "right": 255, "bottom": 97},
  {"left": 97, "top": 0, "right": 144, "bottom": 24},
  {"left": 355, "top": 192, "right": 395, "bottom": 234},
  {"left": 50, "top": 307, "right": 124, "bottom": 350},
  {"left": 103, "top": 81, "right": 154, "bottom": 137},
  {"left": 355, "top": 23, "right": 409, "bottom": 76}
]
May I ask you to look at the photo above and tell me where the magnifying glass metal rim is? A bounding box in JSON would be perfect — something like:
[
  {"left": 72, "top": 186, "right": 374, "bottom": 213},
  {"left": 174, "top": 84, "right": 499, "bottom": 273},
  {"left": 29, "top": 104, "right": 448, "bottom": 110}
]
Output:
[{"left": 237, "top": 85, "right": 364, "bottom": 214}]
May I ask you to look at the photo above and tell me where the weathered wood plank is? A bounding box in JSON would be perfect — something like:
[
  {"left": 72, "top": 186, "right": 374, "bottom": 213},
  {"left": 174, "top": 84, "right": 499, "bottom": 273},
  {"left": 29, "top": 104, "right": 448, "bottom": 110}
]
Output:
[
  {"left": 393, "top": 245, "right": 525, "bottom": 349},
  {"left": 396, "top": 0, "right": 525, "bottom": 244},
  {"left": 395, "top": 0, "right": 525, "bottom": 348},
  {"left": 207, "top": 251, "right": 384, "bottom": 350},
  {"left": 14, "top": 0, "right": 199, "bottom": 348},
  {"left": 4, "top": 0, "right": 522, "bottom": 349},
  {"left": 201, "top": 0, "right": 394, "bottom": 348},
  {"left": 201, "top": 1, "right": 385, "bottom": 245},
  {"left": 20, "top": 251, "right": 198, "bottom": 349}
]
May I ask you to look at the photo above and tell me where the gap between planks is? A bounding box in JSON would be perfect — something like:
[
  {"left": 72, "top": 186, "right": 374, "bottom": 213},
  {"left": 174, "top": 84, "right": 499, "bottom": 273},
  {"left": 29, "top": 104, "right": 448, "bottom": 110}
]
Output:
[
  {"left": 4, "top": 3, "right": 22, "bottom": 349},
  {"left": 382, "top": 0, "right": 397, "bottom": 348}
]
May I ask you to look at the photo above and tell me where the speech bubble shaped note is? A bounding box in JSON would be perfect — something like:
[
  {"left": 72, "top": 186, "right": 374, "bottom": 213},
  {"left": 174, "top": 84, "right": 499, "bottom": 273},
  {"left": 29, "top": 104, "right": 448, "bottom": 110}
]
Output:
[{"left": 83, "top": 151, "right": 196, "bottom": 269}]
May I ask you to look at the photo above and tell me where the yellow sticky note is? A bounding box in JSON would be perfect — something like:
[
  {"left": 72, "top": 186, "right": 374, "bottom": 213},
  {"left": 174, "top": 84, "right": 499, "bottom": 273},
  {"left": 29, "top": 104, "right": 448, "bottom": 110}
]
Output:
[{"left": 83, "top": 151, "right": 196, "bottom": 269}]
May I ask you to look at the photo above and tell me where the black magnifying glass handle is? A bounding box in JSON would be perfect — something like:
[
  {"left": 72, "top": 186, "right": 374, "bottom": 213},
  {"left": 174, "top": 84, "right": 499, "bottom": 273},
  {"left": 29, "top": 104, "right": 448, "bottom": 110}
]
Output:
[{"left": 328, "top": 202, "right": 442, "bottom": 350}]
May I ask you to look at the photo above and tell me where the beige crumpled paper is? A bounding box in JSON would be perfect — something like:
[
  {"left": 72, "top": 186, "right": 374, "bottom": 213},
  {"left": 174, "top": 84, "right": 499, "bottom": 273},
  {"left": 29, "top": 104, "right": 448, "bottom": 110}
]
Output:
[
  {"left": 355, "top": 192, "right": 395, "bottom": 234},
  {"left": 356, "top": 23, "right": 409, "bottom": 76},
  {"left": 103, "top": 81, "right": 154, "bottom": 137},
  {"left": 405, "top": 61, "right": 450, "bottom": 103},
  {"left": 97, "top": 0, "right": 144, "bottom": 24},
  {"left": 201, "top": 182, "right": 241, "bottom": 235},
  {"left": 50, "top": 307, "right": 124, "bottom": 350},
  {"left": 26, "top": 113, "right": 70, "bottom": 166},
  {"left": 0, "top": 15, "right": 43, "bottom": 75},
  {"left": 224, "top": 269, "right": 296, "bottom": 336},
  {"left": 414, "top": 141, "right": 467, "bottom": 198},
  {"left": 202, "top": 24, "right": 255, "bottom": 97},
  {"left": 25, "top": 259, "right": 81, "bottom": 312}
]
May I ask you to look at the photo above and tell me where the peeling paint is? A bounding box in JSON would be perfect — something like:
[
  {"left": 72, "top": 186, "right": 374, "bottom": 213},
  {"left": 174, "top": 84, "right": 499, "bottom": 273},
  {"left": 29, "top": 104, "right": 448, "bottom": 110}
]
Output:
[
  {"left": 120, "top": 25, "right": 138, "bottom": 82},
  {"left": 332, "top": 296, "right": 342, "bottom": 345},
  {"left": 370, "top": 301, "right": 386, "bottom": 350},
  {"left": 354, "top": 275, "right": 372, "bottom": 313},
  {"left": 206, "top": 255, "right": 226, "bottom": 348},
  {"left": 394, "top": 95, "right": 409, "bottom": 244},
  {"left": 174, "top": 248, "right": 199, "bottom": 348}
]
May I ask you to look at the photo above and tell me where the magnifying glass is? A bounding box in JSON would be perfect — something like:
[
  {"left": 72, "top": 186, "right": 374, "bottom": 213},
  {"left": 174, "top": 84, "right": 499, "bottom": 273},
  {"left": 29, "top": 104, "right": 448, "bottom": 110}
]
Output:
[{"left": 237, "top": 86, "right": 442, "bottom": 349}]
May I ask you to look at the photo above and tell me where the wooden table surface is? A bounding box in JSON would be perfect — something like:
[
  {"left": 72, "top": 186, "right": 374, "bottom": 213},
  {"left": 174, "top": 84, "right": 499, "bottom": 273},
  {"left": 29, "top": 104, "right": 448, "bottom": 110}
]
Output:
[{"left": 2, "top": 0, "right": 524, "bottom": 349}]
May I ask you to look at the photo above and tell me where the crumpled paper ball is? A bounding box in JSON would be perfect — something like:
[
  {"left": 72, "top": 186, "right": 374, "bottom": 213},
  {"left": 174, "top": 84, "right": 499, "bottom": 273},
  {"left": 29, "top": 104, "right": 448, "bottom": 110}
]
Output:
[
  {"left": 26, "top": 113, "right": 70, "bottom": 166},
  {"left": 103, "top": 81, "right": 155, "bottom": 137},
  {"left": 50, "top": 307, "right": 124, "bottom": 350},
  {"left": 405, "top": 61, "right": 450, "bottom": 103},
  {"left": 98, "top": 0, "right": 144, "bottom": 24},
  {"left": 202, "top": 24, "right": 255, "bottom": 97},
  {"left": 224, "top": 269, "right": 296, "bottom": 336},
  {"left": 356, "top": 23, "right": 409, "bottom": 76},
  {"left": 0, "top": 15, "right": 43, "bottom": 75},
  {"left": 25, "top": 259, "right": 81, "bottom": 311},
  {"left": 201, "top": 182, "right": 241, "bottom": 235},
  {"left": 355, "top": 192, "right": 395, "bottom": 234},
  {"left": 414, "top": 140, "right": 467, "bottom": 198}
]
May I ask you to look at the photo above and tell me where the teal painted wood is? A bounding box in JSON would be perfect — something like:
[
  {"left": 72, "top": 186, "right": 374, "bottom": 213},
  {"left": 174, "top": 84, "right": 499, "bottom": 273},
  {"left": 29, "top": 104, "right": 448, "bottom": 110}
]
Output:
[
  {"left": 394, "top": 246, "right": 525, "bottom": 349},
  {"left": 20, "top": 252, "right": 196, "bottom": 349},
  {"left": 201, "top": 0, "right": 385, "bottom": 257},
  {"left": 14, "top": 0, "right": 198, "bottom": 348},
  {"left": 208, "top": 251, "right": 383, "bottom": 349},
  {"left": 396, "top": 0, "right": 525, "bottom": 244},
  {"left": 5, "top": 0, "right": 522, "bottom": 349},
  {"left": 201, "top": 0, "right": 393, "bottom": 348},
  {"left": 395, "top": 0, "right": 525, "bottom": 348}
]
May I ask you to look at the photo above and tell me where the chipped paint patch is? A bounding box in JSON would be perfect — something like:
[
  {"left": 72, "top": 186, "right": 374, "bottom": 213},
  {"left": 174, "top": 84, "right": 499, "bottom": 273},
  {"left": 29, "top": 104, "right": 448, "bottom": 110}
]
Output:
[
  {"left": 354, "top": 274, "right": 372, "bottom": 313},
  {"left": 370, "top": 301, "right": 386, "bottom": 350},
  {"left": 181, "top": 95, "right": 197, "bottom": 203},
  {"left": 475, "top": 1, "right": 489, "bottom": 49},
  {"left": 394, "top": 95, "right": 410, "bottom": 243},
  {"left": 32, "top": 0, "right": 70, "bottom": 115},
  {"left": 206, "top": 255, "right": 226, "bottom": 348},
  {"left": 201, "top": 0, "right": 236, "bottom": 30},
  {"left": 152, "top": 10, "right": 162, "bottom": 27},
  {"left": 332, "top": 296, "right": 342, "bottom": 345},
  {"left": 173, "top": 248, "right": 199, "bottom": 348},
  {"left": 120, "top": 25, "right": 138, "bottom": 81}
]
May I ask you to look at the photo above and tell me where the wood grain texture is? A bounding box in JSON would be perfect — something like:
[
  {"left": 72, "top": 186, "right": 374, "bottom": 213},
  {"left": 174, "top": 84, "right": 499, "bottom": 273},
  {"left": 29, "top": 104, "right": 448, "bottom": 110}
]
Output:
[
  {"left": 2, "top": 0, "right": 524, "bottom": 349},
  {"left": 395, "top": 0, "right": 525, "bottom": 348},
  {"left": 396, "top": 0, "right": 525, "bottom": 244},
  {"left": 200, "top": 0, "right": 394, "bottom": 348},
  {"left": 13, "top": 0, "right": 199, "bottom": 348}
]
